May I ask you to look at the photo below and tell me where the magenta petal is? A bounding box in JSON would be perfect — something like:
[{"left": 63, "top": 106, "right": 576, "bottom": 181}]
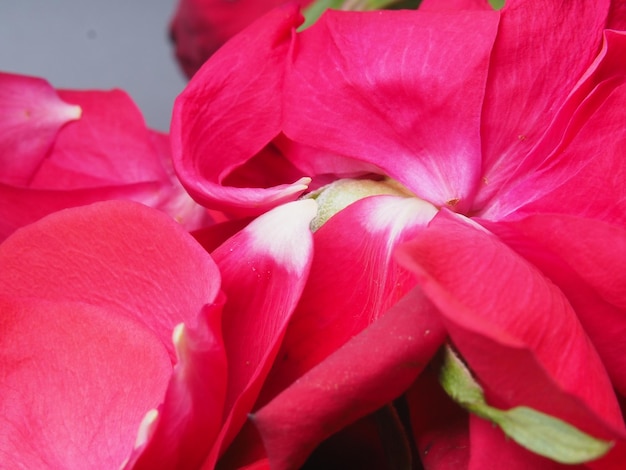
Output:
[
  {"left": 0, "top": 296, "right": 172, "bottom": 469},
  {"left": 0, "top": 201, "right": 221, "bottom": 361},
  {"left": 495, "top": 214, "right": 626, "bottom": 398},
  {"left": 419, "top": 0, "right": 493, "bottom": 10},
  {"left": 263, "top": 195, "right": 437, "bottom": 398},
  {"left": 252, "top": 288, "right": 447, "bottom": 470},
  {"left": 0, "top": 181, "right": 164, "bottom": 242},
  {"left": 171, "top": 5, "right": 310, "bottom": 215},
  {"left": 396, "top": 211, "right": 626, "bottom": 442},
  {"left": 489, "top": 31, "right": 626, "bottom": 224},
  {"left": 123, "top": 299, "right": 228, "bottom": 469},
  {"left": 283, "top": 9, "right": 498, "bottom": 212},
  {"left": 204, "top": 199, "right": 316, "bottom": 465},
  {"left": 477, "top": 0, "right": 611, "bottom": 206},
  {"left": 32, "top": 89, "right": 168, "bottom": 188},
  {"left": 0, "top": 72, "right": 81, "bottom": 185}
]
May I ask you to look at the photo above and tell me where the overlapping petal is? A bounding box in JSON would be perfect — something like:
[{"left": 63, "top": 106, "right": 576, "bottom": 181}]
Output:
[
  {"left": 123, "top": 300, "right": 228, "bottom": 470},
  {"left": 475, "top": 0, "right": 611, "bottom": 208},
  {"left": 253, "top": 288, "right": 446, "bottom": 469},
  {"left": 171, "top": 5, "right": 310, "bottom": 216},
  {"left": 31, "top": 89, "right": 167, "bottom": 188},
  {"left": 479, "top": 30, "right": 626, "bottom": 223},
  {"left": 490, "top": 214, "right": 626, "bottom": 397},
  {"left": 0, "top": 72, "right": 81, "bottom": 185},
  {"left": 283, "top": 9, "right": 499, "bottom": 213},
  {"left": 261, "top": 194, "right": 437, "bottom": 398},
  {"left": 0, "top": 75, "right": 210, "bottom": 240},
  {"left": 202, "top": 199, "right": 316, "bottom": 466},
  {"left": 0, "top": 201, "right": 221, "bottom": 360},
  {"left": 396, "top": 212, "right": 626, "bottom": 459},
  {"left": 0, "top": 297, "right": 172, "bottom": 469}
]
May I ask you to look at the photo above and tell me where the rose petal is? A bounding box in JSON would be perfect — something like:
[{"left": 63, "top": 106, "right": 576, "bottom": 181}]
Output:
[
  {"left": 123, "top": 298, "right": 228, "bottom": 469},
  {"left": 490, "top": 214, "right": 626, "bottom": 398},
  {"left": 0, "top": 72, "right": 81, "bottom": 185},
  {"left": 0, "top": 200, "right": 221, "bottom": 361},
  {"left": 419, "top": 0, "right": 493, "bottom": 11},
  {"left": 396, "top": 211, "right": 626, "bottom": 443},
  {"left": 487, "top": 31, "right": 626, "bottom": 224},
  {"left": 31, "top": 89, "right": 167, "bottom": 189},
  {"left": 202, "top": 199, "right": 316, "bottom": 466},
  {"left": 406, "top": 368, "right": 470, "bottom": 470},
  {"left": 261, "top": 195, "right": 437, "bottom": 398},
  {"left": 253, "top": 288, "right": 446, "bottom": 470},
  {"left": 0, "top": 296, "right": 172, "bottom": 469},
  {"left": 284, "top": 9, "right": 499, "bottom": 213},
  {"left": 476, "top": 0, "right": 611, "bottom": 207},
  {"left": 171, "top": 5, "right": 310, "bottom": 215}
]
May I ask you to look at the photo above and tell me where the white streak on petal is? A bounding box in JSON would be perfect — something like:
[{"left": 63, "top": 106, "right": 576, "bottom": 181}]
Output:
[
  {"left": 361, "top": 196, "right": 438, "bottom": 238},
  {"left": 247, "top": 199, "right": 317, "bottom": 274},
  {"left": 133, "top": 409, "right": 159, "bottom": 450}
]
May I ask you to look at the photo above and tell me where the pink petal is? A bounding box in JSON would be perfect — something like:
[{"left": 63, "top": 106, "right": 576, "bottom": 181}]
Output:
[
  {"left": 261, "top": 195, "right": 437, "bottom": 399},
  {"left": 492, "top": 214, "right": 626, "bottom": 397},
  {"left": 419, "top": 0, "right": 493, "bottom": 10},
  {"left": 0, "top": 200, "right": 221, "bottom": 361},
  {"left": 396, "top": 211, "right": 626, "bottom": 444},
  {"left": 283, "top": 9, "right": 499, "bottom": 213},
  {"left": 0, "top": 72, "right": 81, "bottom": 185},
  {"left": 484, "top": 31, "right": 626, "bottom": 224},
  {"left": 123, "top": 299, "right": 228, "bottom": 469},
  {"left": 203, "top": 199, "right": 316, "bottom": 465},
  {"left": 0, "top": 181, "right": 163, "bottom": 242},
  {"left": 252, "top": 288, "right": 447, "bottom": 470},
  {"left": 0, "top": 296, "right": 172, "bottom": 469},
  {"left": 171, "top": 5, "right": 311, "bottom": 215},
  {"left": 476, "top": 0, "right": 611, "bottom": 208},
  {"left": 32, "top": 89, "right": 167, "bottom": 189}
]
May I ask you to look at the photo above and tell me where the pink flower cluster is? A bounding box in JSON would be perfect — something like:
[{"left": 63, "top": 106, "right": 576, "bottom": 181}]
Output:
[{"left": 2, "top": 0, "right": 626, "bottom": 468}]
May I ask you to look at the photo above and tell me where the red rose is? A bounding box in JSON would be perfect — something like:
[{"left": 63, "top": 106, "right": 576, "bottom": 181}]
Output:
[{"left": 171, "top": 0, "right": 626, "bottom": 467}]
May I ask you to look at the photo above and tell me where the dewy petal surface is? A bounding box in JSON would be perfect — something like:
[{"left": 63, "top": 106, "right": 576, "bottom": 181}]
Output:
[
  {"left": 0, "top": 201, "right": 221, "bottom": 361},
  {"left": 0, "top": 296, "right": 172, "bottom": 469},
  {"left": 202, "top": 199, "right": 316, "bottom": 466},
  {"left": 171, "top": 5, "right": 310, "bottom": 215},
  {"left": 396, "top": 212, "right": 626, "bottom": 444},
  {"left": 283, "top": 9, "right": 499, "bottom": 213},
  {"left": 0, "top": 72, "right": 81, "bottom": 185}
]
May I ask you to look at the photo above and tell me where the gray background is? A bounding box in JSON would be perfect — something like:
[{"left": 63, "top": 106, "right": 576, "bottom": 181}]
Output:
[{"left": 0, "top": 0, "right": 188, "bottom": 131}]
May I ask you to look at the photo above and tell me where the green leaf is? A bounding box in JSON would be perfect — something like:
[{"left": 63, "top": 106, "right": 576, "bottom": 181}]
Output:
[
  {"left": 488, "top": 0, "right": 505, "bottom": 10},
  {"left": 301, "top": 0, "right": 345, "bottom": 30},
  {"left": 439, "top": 346, "right": 613, "bottom": 464},
  {"left": 300, "top": 0, "right": 421, "bottom": 31},
  {"left": 495, "top": 406, "right": 614, "bottom": 464}
]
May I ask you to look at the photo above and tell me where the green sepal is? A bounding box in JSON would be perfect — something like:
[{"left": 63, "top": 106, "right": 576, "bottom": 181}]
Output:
[{"left": 439, "top": 346, "right": 613, "bottom": 464}]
